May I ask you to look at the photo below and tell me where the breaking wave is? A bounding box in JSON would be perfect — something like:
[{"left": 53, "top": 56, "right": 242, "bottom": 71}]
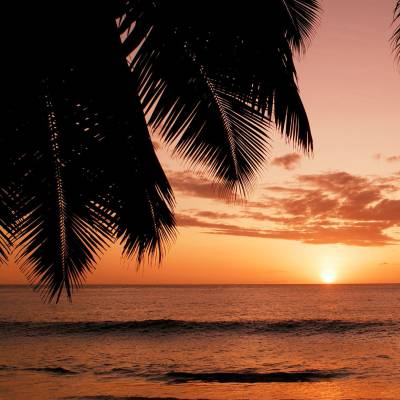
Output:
[
  {"left": 165, "top": 369, "right": 350, "bottom": 383},
  {"left": 0, "top": 365, "right": 77, "bottom": 375},
  {"left": 0, "top": 319, "right": 397, "bottom": 337},
  {"left": 24, "top": 366, "right": 77, "bottom": 375}
]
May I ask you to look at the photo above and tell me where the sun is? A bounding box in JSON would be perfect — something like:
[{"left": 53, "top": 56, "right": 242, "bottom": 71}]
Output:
[{"left": 320, "top": 269, "right": 336, "bottom": 284}]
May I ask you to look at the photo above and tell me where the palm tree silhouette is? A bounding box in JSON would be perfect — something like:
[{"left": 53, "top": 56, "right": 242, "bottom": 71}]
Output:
[{"left": 2, "top": 0, "right": 320, "bottom": 301}]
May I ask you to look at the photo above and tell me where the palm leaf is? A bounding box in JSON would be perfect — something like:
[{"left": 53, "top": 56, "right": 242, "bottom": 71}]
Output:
[
  {"left": 0, "top": 189, "right": 14, "bottom": 264},
  {"left": 392, "top": 1, "right": 400, "bottom": 61},
  {"left": 3, "top": 2, "right": 175, "bottom": 301},
  {"left": 119, "top": 0, "right": 319, "bottom": 195}
]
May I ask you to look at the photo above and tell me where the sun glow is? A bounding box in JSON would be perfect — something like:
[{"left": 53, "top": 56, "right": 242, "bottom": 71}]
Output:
[
  {"left": 320, "top": 269, "right": 336, "bottom": 284},
  {"left": 318, "top": 256, "right": 339, "bottom": 284}
]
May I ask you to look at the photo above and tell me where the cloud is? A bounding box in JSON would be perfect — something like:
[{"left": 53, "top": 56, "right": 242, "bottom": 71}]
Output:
[
  {"left": 168, "top": 171, "right": 232, "bottom": 201},
  {"left": 176, "top": 170, "right": 400, "bottom": 247},
  {"left": 297, "top": 171, "right": 368, "bottom": 192},
  {"left": 177, "top": 214, "right": 393, "bottom": 247},
  {"left": 386, "top": 155, "right": 400, "bottom": 163},
  {"left": 213, "top": 223, "right": 393, "bottom": 247},
  {"left": 176, "top": 214, "right": 238, "bottom": 230},
  {"left": 271, "top": 153, "right": 301, "bottom": 170},
  {"left": 195, "top": 211, "right": 238, "bottom": 219},
  {"left": 374, "top": 153, "right": 400, "bottom": 163}
]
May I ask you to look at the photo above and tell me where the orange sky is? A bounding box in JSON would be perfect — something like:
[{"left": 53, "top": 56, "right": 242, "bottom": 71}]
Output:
[{"left": 2, "top": 0, "right": 400, "bottom": 285}]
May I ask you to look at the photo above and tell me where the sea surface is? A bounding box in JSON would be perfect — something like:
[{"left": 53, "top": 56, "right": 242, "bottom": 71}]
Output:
[{"left": 1, "top": 284, "right": 400, "bottom": 400}]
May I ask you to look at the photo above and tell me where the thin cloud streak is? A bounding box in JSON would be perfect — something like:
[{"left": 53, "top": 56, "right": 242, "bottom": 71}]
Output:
[
  {"left": 169, "top": 171, "right": 237, "bottom": 201},
  {"left": 386, "top": 155, "right": 400, "bottom": 162},
  {"left": 372, "top": 153, "right": 400, "bottom": 163}
]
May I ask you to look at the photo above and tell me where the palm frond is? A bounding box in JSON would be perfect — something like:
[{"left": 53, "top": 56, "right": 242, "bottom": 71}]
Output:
[
  {"left": 90, "top": 84, "right": 176, "bottom": 262},
  {"left": 120, "top": 0, "right": 319, "bottom": 195},
  {"left": 6, "top": 79, "right": 113, "bottom": 302},
  {"left": 3, "top": 2, "right": 176, "bottom": 301},
  {"left": 280, "top": 0, "right": 321, "bottom": 53},
  {"left": 0, "top": 189, "right": 14, "bottom": 264},
  {"left": 392, "top": 1, "right": 400, "bottom": 61}
]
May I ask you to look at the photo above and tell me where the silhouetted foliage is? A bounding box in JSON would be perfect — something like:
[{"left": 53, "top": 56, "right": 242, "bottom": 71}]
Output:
[
  {"left": 2, "top": 0, "right": 319, "bottom": 301},
  {"left": 392, "top": 1, "right": 400, "bottom": 60}
]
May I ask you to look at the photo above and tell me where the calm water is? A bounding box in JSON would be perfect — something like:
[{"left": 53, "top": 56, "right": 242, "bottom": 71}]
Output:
[{"left": 1, "top": 284, "right": 400, "bottom": 400}]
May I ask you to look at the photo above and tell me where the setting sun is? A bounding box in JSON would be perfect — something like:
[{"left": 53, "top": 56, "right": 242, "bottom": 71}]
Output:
[{"left": 320, "top": 269, "right": 336, "bottom": 284}]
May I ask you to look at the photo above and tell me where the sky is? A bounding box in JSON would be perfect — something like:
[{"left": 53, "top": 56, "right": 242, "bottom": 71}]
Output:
[{"left": 2, "top": 0, "right": 400, "bottom": 285}]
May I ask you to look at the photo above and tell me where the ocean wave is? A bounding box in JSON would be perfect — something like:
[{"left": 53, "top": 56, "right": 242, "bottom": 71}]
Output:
[
  {"left": 0, "top": 365, "right": 77, "bottom": 375},
  {"left": 164, "top": 369, "right": 350, "bottom": 383},
  {"left": 0, "top": 365, "right": 16, "bottom": 371},
  {"left": 24, "top": 366, "right": 77, "bottom": 375},
  {"left": 93, "top": 367, "right": 350, "bottom": 383},
  {"left": 0, "top": 319, "right": 397, "bottom": 336},
  {"left": 1, "top": 363, "right": 349, "bottom": 384}
]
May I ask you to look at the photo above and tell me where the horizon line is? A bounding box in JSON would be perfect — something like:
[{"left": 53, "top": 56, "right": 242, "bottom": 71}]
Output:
[{"left": 1, "top": 282, "right": 400, "bottom": 286}]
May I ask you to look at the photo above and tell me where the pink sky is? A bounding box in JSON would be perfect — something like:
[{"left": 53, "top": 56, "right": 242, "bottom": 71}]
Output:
[{"left": 2, "top": 0, "right": 400, "bottom": 285}]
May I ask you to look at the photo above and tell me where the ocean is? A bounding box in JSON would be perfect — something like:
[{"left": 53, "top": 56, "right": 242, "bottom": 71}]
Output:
[{"left": 0, "top": 284, "right": 399, "bottom": 400}]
